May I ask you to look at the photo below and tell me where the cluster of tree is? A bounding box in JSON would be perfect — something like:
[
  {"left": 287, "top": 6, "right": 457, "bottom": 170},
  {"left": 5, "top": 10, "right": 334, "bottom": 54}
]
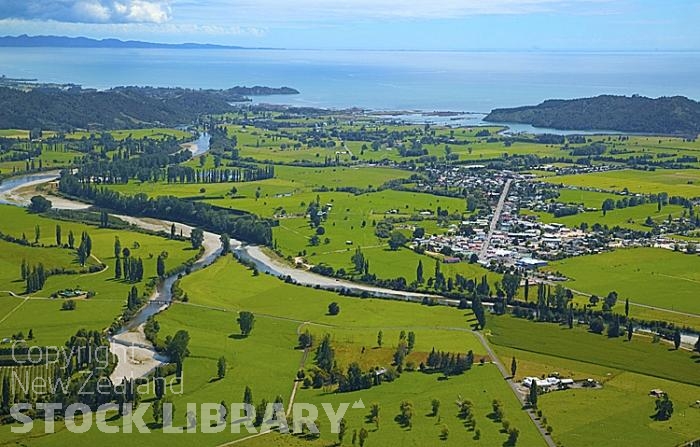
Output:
[
  {"left": 165, "top": 165, "right": 274, "bottom": 184},
  {"left": 654, "top": 394, "right": 674, "bottom": 421},
  {"left": 76, "top": 140, "right": 191, "bottom": 184},
  {"left": 28, "top": 195, "right": 52, "bottom": 213},
  {"left": 76, "top": 231, "right": 92, "bottom": 266},
  {"left": 144, "top": 316, "right": 161, "bottom": 347},
  {"left": 126, "top": 286, "right": 142, "bottom": 312},
  {"left": 115, "top": 250, "right": 144, "bottom": 283},
  {"left": 336, "top": 363, "right": 380, "bottom": 393},
  {"left": 164, "top": 330, "right": 190, "bottom": 380},
  {"left": 0, "top": 329, "right": 116, "bottom": 417},
  {"left": 351, "top": 247, "right": 369, "bottom": 274},
  {"left": 22, "top": 261, "right": 46, "bottom": 293},
  {"left": 568, "top": 142, "right": 606, "bottom": 156},
  {"left": 391, "top": 330, "right": 416, "bottom": 371},
  {"left": 422, "top": 348, "right": 474, "bottom": 376},
  {"left": 59, "top": 173, "right": 273, "bottom": 245},
  {"left": 455, "top": 397, "right": 479, "bottom": 434}
]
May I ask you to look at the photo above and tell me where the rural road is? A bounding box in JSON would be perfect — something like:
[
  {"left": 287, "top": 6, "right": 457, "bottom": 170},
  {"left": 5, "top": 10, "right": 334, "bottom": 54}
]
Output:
[
  {"left": 472, "top": 330, "right": 557, "bottom": 447},
  {"left": 479, "top": 178, "right": 513, "bottom": 259}
]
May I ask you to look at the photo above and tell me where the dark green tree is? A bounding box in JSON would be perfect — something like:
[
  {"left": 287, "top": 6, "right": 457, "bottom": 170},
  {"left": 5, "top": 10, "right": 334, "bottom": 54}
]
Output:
[
  {"left": 114, "top": 236, "right": 121, "bottom": 259},
  {"left": 388, "top": 231, "right": 407, "bottom": 250},
  {"left": 243, "top": 386, "right": 253, "bottom": 407},
  {"left": 407, "top": 331, "right": 416, "bottom": 352},
  {"left": 416, "top": 260, "right": 424, "bottom": 283},
  {"left": 528, "top": 384, "right": 538, "bottom": 408},
  {"left": 166, "top": 330, "right": 191, "bottom": 375},
  {"left": 237, "top": 311, "right": 255, "bottom": 336},
  {"left": 28, "top": 195, "right": 51, "bottom": 213},
  {"left": 654, "top": 394, "right": 674, "bottom": 421},
  {"left": 220, "top": 233, "right": 231, "bottom": 254},
  {"left": 328, "top": 302, "right": 340, "bottom": 316},
  {"left": 190, "top": 228, "right": 205, "bottom": 249},
  {"left": 217, "top": 356, "right": 227, "bottom": 379}
]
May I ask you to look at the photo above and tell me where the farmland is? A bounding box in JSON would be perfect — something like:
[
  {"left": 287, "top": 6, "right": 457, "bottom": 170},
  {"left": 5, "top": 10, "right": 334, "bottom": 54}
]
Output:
[
  {"left": 0, "top": 204, "right": 194, "bottom": 346},
  {"left": 1, "top": 103, "right": 700, "bottom": 447},
  {"left": 547, "top": 169, "right": 700, "bottom": 198},
  {"left": 544, "top": 247, "right": 700, "bottom": 315}
]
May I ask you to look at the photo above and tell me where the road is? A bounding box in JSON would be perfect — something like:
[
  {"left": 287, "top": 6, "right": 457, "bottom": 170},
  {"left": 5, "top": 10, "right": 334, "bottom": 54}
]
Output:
[
  {"left": 472, "top": 330, "right": 557, "bottom": 447},
  {"left": 479, "top": 178, "right": 513, "bottom": 259}
]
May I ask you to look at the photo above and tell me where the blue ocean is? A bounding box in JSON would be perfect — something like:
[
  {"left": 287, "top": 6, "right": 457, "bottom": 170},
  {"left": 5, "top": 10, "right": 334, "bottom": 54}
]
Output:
[{"left": 1, "top": 48, "right": 699, "bottom": 114}]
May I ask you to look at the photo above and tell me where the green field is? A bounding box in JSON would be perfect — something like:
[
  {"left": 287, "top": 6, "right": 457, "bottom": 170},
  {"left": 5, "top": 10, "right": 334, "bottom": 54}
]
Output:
[
  {"left": 0, "top": 255, "right": 546, "bottom": 446},
  {"left": 524, "top": 202, "right": 687, "bottom": 231},
  {"left": 555, "top": 188, "right": 619, "bottom": 208},
  {"left": 487, "top": 315, "right": 698, "bottom": 385},
  {"left": 0, "top": 205, "right": 193, "bottom": 346},
  {"left": 0, "top": 129, "right": 30, "bottom": 138},
  {"left": 0, "top": 146, "right": 82, "bottom": 176},
  {"left": 547, "top": 169, "right": 700, "bottom": 198},
  {"left": 65, "top": 128, "right": 191, "bottom": 141},
  {"left": 491, "top": 341, "right": 700, "bottom": 447},
  {"left": 544, "top": 247, "right": 700, "bottom": 315}
]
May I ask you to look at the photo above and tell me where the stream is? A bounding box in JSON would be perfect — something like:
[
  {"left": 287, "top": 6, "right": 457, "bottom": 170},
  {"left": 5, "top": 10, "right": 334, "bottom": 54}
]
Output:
[{"left": 0, "top": 133, "right": 439, "bottom": 384}]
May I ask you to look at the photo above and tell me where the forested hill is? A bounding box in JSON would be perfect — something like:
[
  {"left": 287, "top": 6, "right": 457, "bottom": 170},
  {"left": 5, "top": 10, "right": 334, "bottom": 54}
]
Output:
[
  {"left": 0, "top": 85, "right": 298, "bottom": 130},
  {"left": 484, "top": 95, "right": 700, "bottom": 135}
]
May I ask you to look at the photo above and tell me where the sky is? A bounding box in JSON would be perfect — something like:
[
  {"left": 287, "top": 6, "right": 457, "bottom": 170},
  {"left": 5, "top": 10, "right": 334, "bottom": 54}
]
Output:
[{"left": 0, "top": 0, "right": 698, "bottom": 50}]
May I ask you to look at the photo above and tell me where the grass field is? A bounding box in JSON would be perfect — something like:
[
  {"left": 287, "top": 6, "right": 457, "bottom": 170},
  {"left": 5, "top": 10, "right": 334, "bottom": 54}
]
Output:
[
  {"left": 65, "top": 128, "right": 191, "bottom": 141},
  {"left": 0, "top": 254, "right": 545, "bottom": 446},
  {"left": 0, "top": 129, "right": 30, "bottom": 138},
  {"left": 544, "top": 247, "right": 700, "bottom": 315},
  {"left": 555, "top": 188, "right": 619, "bottom": 208},
  {"left": 490, "top": 341, "right": 700, "bottom": 447},
  {"left": 547, "top": 169, "right": 700, "bottom": 198},
  {"left": 0, "top": 147, "right": 82, "bottom": 176},
  {"left": 292, "top": 364, "right": 547, "bottom": 447},
  {"left": 524, "top": 202, "right": 687, "bottom": 231},
  {"left": 0, "top": 205, "right": 193, "bottom": 346},
  {"left": 487, "top": 315, "right": 698, "bottom": 385},
  {"left": 107, "top": 165, "right": 412, "bottom": 200},
  {"left": 103, "top": 165, "right": 489, "bottom": 289}
]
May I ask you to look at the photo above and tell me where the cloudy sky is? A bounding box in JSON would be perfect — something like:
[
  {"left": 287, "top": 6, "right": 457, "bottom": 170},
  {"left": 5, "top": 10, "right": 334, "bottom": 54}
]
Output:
[{"left": 0, "top": 0, "right": 697, "bottom": 50}]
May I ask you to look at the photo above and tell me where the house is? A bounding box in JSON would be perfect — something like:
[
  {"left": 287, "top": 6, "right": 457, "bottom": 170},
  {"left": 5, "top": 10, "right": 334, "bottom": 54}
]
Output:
[
  {"left": 523, "top": 376, "right": 561, "bottom": 390},
  {"left": 650, "top": 389, "right": 665, "bottom": 397},
  {"left": 516, "top": 258, "right": 548, "bottom": 269}
]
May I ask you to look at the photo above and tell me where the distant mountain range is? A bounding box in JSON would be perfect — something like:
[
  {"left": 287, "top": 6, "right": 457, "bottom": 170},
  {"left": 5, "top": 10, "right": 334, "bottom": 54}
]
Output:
[
  {"left": 485, "top": 95, "right": 700, "bottom": 136},
  {"left": 0, "top": 35, "right": 257, "bottom": 50}
]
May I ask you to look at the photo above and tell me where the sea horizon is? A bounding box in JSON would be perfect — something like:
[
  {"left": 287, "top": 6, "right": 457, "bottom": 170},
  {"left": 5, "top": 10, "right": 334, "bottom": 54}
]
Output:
[{"left": 1, "top": 47, "right": 699, "bottom": 115}]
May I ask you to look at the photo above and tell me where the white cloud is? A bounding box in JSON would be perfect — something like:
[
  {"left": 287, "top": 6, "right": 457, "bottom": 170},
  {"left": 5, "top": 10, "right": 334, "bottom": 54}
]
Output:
[
  {"left": 0, "top": 17, "right": 265, "bottom": 39},
  {"left": 182, "top": 0, "right": 616, "bottom": 22},
  {"left": 0, "top": 0, "right": 172, "bottom": 23}
]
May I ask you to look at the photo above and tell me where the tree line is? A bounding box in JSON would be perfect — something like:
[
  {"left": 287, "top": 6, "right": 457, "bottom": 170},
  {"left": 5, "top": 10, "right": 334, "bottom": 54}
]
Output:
[{"left": 59, "top": 172, "right": 273, "bottom": 245}]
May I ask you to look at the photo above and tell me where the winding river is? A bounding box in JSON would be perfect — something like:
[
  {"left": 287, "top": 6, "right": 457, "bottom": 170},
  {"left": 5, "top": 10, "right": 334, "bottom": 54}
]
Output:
[{"left": 0, "top": 134, "right": 441, "bottom": 383}]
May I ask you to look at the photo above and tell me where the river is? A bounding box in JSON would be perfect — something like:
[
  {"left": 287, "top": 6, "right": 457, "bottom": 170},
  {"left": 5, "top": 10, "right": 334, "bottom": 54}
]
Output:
[{"left": 0, "top": 138, "right": 445, "bottom": 383}]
